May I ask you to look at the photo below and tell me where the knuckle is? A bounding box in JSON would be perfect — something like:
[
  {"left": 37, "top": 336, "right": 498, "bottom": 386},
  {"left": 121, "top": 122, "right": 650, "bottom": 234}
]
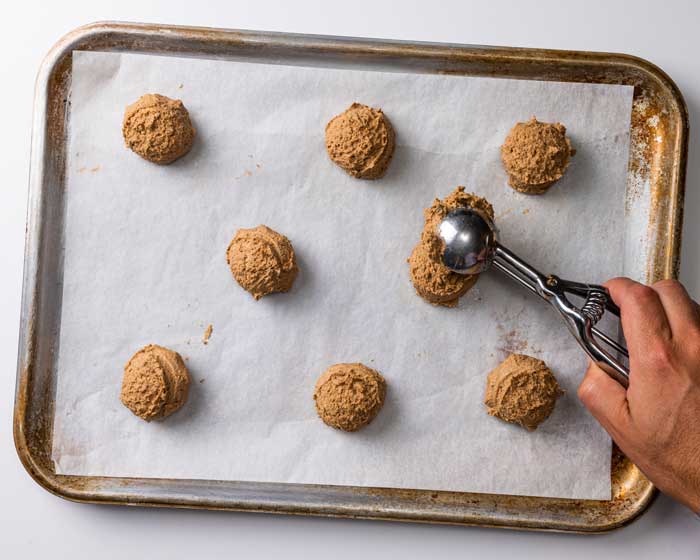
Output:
[
  {"left": 687, "top": 339, "right": 700, "bottom": 362},
  {"left": 628, "top": 283, "right": 657, "bottom": 304},
  {"left": 577, "top": 377, "right": 597, "bottom": 405},
  {"left": 652, "top": 278, "right": 680, "bottom": 292},
  {"left": 577, "top": 381, "right": 589, "bottom": 402},
  {"left": 688, "top": 323, "right": 700, "bottom": 342},
  {"left": 605, "top": 277, "right": 626, "bottom": 289},
  {"left": 645, "top": 340, "right": 675, "bottom": 371}
]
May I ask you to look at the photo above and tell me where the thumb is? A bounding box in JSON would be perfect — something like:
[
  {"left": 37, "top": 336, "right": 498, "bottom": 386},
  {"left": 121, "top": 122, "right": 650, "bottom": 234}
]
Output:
[{"left": 578, "top": 361, "right": 631, "bottom": 443}]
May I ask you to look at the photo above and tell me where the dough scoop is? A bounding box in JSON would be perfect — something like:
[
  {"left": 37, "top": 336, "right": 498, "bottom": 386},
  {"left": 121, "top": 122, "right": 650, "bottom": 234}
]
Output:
[{"left": 438, "top": 207, "right": 629, "bottom": 387}]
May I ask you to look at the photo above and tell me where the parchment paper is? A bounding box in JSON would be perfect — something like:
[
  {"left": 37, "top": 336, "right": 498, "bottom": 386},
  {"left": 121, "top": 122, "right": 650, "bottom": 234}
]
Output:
[{"left": 52, "top": 51, "right": 634, "bottom": 500}]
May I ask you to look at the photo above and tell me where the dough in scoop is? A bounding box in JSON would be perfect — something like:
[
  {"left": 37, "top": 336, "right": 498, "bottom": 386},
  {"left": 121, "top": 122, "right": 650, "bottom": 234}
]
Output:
[
  {"left": 408, "top": 186, "right": 494, "bottom": 307},
  {"left": 408, "top": 243, "right": 478, "bottom": 306},
  {"left": 484, "top": 353, "right": 563, "bottom": 431}
]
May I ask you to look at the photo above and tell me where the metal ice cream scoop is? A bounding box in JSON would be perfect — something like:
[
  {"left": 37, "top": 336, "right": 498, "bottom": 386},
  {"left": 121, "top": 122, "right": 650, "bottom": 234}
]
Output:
[{"left": 438, "top": 207, "right": 629, "bottom": 387}]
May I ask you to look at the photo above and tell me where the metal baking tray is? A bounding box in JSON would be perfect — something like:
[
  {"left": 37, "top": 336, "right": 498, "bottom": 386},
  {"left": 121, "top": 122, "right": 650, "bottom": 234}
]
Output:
[{"left": 14, "top": 21, "right": 688, "bottom": 532}]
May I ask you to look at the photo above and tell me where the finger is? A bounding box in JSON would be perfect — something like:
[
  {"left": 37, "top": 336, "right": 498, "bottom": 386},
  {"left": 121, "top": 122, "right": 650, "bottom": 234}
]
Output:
[
  {"left": 578, "top": 360, "right": 631, "bottom": 443},
  {"left": 651, "top": 279, "right": 700, "bottom": 336},
  {"left": 604, "top": 278, "right": 672, "bottom": 353}
]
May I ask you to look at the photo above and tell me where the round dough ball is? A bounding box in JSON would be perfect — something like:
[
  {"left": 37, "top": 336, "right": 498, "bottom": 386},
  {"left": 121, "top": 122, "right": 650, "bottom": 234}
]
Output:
[
  {"left": 226, "top": 225, "right": 298, "bottom": 300},
  {"left": 407, "top": 186, "right": 493, "bottom": 307},
  {"left": 500, "top": 117, "right": 574, "bottom": 194},
  {"left": 325, "top": 103, "right": 395, "bottom": 179},
  {"left": 484, "top": 353, "right": 563, "bottom": 431},
  {"left": 122, "top": 94, "right": 195, "bottom": 164},
  {"left": 120, "top": 344, "right": 190, "bottom": 421},
  {"left": 408, "top": 242, "right": 478, "bottom": 307},
  {"left": 314, "top": 363, "right": 386, "bottom": 432}
]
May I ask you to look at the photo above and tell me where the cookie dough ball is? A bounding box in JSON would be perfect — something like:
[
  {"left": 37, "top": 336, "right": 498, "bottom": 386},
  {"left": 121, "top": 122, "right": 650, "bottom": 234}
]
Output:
[
  {"left": 226, "top": 225, "right": 298, "bottom": 300},
  {"left": 500, "top": 117, "right": 574, "bottom": 194},
  {"left": 314, "top": 363, "right": 386, "bottom": 432},
  {"left": 325, "top": 103, "right": 395, "bottom": 179},
  {"left": 122, "top": 94, "right": 195, "bottom": 164},
  {"left": 484, "top": 353, "right": 563, "bottom": 431},
  {"left": 407, "top": 187, "right": 494, "bottom": 307},
  {"left": 120, "top": 344, "right": 190, "bottom": 421},
  {"left": 408, "top": 243, "right": 477, "bottom": 307}
]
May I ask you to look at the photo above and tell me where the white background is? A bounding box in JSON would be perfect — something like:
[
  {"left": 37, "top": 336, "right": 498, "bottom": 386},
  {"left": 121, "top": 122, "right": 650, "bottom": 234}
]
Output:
[{"left": 1, "top": 1, "right": 699, "bottom": 557}]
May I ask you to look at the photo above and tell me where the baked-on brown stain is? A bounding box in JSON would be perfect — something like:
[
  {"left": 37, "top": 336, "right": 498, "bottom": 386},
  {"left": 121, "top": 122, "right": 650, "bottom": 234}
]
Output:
[
  {"left": 120, "top": 344, "right": 191, "bottom": 421},
  {"left": 325, "top": 103, "right": 395, "bottom": 179},
  {"left": 408, "top": 186, "right": 494, "bottom": 307},
  {"left": 226, "top": 225, "right": 298, "bottom": 300},
  {"left": 314, "top": 363, "right": 386, "bottom": 432},
  {"left": 484, "top": 353, "right": 563, "bottom": 431},
  {"left": 501, "top": 117, "right": 574, "bottom": 194},
  {"left": 122, "top": 93, "right": 195, "bottom": 164}
]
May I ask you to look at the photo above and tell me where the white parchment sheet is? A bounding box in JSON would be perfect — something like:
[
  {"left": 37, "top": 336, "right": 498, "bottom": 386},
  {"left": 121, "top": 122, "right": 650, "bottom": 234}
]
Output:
[{"left": 52, "top": 51, "right": 634, "bottom": 500}]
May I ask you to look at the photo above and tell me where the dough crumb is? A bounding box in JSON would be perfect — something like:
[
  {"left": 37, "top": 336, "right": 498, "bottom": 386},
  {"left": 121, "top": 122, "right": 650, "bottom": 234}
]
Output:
[
  {"left": 122, "top": 93, "right": 195, "bottom": 164},
  {"left": 484, "top": 353, "right": 563, "bottom": 431},
  {"left": 501, "top": 117, "right": 574, "bottom": 194},
  {"left": 120, "top": 344, "right": 190, "bottom": 421},
  {"left": 325, "top": 103, "right": 395, "bottom": 179},
  {"left": 408, "top": 186, "right": 494, "bottom": 307},
  {"left": 226, "top": 225, "right": 298, "bottom": 300},
  {"left": 314, "top": 363, "right": 386, "bottom": 432},
  {"left": 202, "top": 324, "right": 213, "bottom": 345}
]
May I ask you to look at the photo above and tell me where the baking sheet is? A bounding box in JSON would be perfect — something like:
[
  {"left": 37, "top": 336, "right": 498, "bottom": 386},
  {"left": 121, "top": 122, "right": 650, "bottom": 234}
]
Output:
[{"left": 51, "top": 51, "right": 634, "bottom": 500}]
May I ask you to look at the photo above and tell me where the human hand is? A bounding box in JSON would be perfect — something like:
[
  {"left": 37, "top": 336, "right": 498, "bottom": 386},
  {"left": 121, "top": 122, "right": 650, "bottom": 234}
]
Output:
[{"left": 578, "top": 278, "right": 700, "bottom": 513}]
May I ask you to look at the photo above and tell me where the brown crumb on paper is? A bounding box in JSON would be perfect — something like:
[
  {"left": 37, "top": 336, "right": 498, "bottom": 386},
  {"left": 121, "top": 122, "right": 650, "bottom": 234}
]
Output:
[
  {"left": 202, "top": 324, "right": 213, "bottom": 345},
  {"left": 500, "top": 329, "right": 528, "bottom": 354},
  {"left": 78, "top": 165, "right": 101, "bottom": 174},
  {"left": 234, "top": 169, "right": 254, "bottom": 180},
  {"left": 496, "top": 208, "right": 513, "bottom": 220},
  {"left": 495, "top": 318, "right": 529, "bottom": 355}
]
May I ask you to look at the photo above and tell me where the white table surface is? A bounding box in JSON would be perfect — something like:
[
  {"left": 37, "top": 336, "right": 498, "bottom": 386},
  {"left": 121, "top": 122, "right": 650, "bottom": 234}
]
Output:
[{"left": 1, "top": 1, "right": 698, "bottom": 557}]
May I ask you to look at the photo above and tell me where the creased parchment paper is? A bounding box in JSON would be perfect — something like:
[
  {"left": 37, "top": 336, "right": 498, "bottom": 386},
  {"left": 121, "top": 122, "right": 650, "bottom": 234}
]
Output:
[{"left": 52, "top": 51, "right": 634, "bottom": 500}]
